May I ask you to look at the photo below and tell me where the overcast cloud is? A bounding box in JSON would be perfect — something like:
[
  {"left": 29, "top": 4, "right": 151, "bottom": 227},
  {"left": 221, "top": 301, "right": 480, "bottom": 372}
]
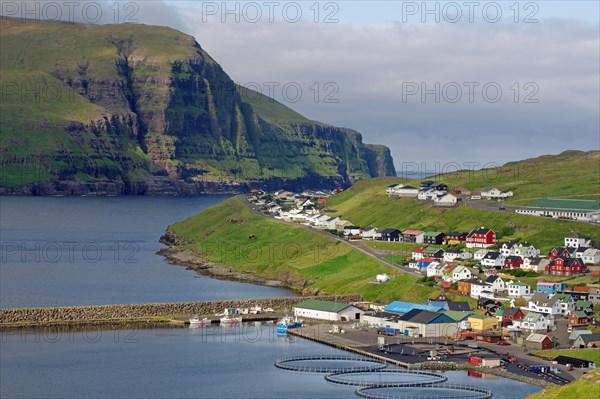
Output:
[{"left": 4, "top": 1, "right": 598, "bottom": 171}]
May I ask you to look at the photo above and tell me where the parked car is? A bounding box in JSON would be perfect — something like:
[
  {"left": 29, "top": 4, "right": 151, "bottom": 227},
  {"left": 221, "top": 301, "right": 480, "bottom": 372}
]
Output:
[{"left": 497, "top": 341, "right": 511, "bottom": 346}]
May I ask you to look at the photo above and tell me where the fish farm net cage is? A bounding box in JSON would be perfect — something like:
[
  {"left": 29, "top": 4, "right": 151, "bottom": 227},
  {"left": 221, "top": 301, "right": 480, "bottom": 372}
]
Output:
[
  {"left": 325, "top": 369, "right": 448, "bottom": 387},
  {"left": 274, "top": 355, "right": 494, "bottom": 398},
  {"left": 355, "top": 383, "right": 494, "bottom": 399},
  {"left": 274, "top": 355, "right": 388, "bottom": 373}
]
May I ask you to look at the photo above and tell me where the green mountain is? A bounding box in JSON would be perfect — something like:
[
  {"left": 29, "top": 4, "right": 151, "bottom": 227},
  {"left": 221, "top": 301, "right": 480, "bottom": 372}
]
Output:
[{"left": 0, "top": 18, "right": 395, "bottom": 195}]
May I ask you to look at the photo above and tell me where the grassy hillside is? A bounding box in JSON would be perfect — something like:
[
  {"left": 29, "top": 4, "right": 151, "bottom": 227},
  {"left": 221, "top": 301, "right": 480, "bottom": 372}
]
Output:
[
  {"left": 435, "top": 150, "right": 599, "bottom": 203},
  {"left": 526, "top": 369, "right": 600, "bottom": 399},
  {"left": 168, "top": 197, "right": 436, "bottom": 302},
  {"left": 325, "top": 152, "right": 600, "bottom": 252}
]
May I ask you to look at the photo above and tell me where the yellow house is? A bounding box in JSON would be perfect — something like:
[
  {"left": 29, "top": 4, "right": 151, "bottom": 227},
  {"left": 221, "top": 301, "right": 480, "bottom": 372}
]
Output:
[{"left": 468, "top": 314, "right": 497, "bottom": 332}]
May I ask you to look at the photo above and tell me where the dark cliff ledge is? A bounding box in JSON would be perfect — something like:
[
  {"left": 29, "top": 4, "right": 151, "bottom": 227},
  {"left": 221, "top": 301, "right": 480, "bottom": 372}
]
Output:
[{"left": 0, "top": 18, "right": 395, "bottom": 195}]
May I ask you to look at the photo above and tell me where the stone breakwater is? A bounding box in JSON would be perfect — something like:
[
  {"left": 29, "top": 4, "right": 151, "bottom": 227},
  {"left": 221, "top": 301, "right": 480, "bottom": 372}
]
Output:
[{"left": 0, "top": 295, "right": 361, "bottom": 326}]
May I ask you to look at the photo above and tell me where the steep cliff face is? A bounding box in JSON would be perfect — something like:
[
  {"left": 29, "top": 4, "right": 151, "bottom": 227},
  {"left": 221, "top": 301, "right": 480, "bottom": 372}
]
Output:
[{"left": 0, "top": 18, "right": 395, "bottom": 195}]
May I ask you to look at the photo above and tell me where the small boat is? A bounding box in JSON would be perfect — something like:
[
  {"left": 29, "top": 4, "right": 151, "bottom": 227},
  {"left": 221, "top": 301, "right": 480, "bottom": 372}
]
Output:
[
  {"left": 189, "top": 316, "right": 211, "bottom": 327},
  {"left": 276, "top": 315, "right": 303, "bottom": 333},
  {"left": 220, "top": 315, "right": 242, "bottom": 325}
]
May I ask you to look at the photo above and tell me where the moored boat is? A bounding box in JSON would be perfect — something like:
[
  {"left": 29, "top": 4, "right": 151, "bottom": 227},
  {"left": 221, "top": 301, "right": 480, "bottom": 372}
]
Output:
[
  {"left": 276, "top": 315, "right": 303, "bottom": 333},
  {"left": 220, "top": 315, "right": 242, "bottom": 325},
  {"left": 189, "top": 316, "right": 212, "bottom": 327}
]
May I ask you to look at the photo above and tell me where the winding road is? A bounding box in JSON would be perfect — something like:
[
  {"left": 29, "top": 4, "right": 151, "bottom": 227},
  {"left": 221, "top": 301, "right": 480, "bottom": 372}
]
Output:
[{"left": 238, "top": 195, "right": 423, "bottom": 277}]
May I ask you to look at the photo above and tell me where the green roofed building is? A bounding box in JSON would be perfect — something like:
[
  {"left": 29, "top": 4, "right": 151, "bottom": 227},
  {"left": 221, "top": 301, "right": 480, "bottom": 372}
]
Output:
[
  {"left": 293, "top": 299, "right": 364, "bottom": 321},
  {"left": 516, "top": 198, "right": 600, "bottom": 222}
]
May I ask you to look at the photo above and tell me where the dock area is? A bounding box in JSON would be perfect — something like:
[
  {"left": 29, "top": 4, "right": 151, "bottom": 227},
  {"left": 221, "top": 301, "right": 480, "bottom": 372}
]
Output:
[
  {"left": 169, "top": 312, "right": 285, "bottom": 325},
  {"left": 288, "top": 323, "right": 578, "bottom": 388}
]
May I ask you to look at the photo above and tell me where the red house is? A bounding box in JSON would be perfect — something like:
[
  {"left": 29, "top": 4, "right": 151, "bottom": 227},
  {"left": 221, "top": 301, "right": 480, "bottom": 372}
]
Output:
[
  {"left": 503, "top": 256, "right": 523, "bottom": 269},
  {"left": 466, "top": 228, "right": 497, "bottom": 248},
  {"left": 548, "top": 247, "right": 571, "bottom": 259},
  {"left": 499, "top": 307, "right": 525, "bottom": 326},
  {"left": 546, "top": 258, "right": 587, "bottom": 276},
  {"left": 568, "top": 311, "right": 591, "bottom": 327}
]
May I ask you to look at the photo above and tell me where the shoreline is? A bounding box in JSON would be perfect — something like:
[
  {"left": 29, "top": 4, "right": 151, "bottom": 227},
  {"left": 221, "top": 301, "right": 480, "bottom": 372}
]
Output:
[{"left": 158, "top": 230, "right": 322, "bottom": 296}]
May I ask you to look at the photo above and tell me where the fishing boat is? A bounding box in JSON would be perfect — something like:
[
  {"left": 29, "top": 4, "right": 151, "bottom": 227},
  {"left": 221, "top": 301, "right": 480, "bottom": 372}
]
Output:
[
  {"left": 276, "top": 315, "right": 303, "bottom": 333},
  {"left": 189, "top": 316, "right": 211, "bottom": 327},
  {"left": 220, "top": 315, "right": 242, "bottom": 325}
]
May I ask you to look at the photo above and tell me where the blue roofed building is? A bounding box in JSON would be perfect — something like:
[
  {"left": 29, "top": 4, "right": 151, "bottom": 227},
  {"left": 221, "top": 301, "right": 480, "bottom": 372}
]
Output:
[{"left": 384, "top": 301, "right": 446, "bottom": 315}]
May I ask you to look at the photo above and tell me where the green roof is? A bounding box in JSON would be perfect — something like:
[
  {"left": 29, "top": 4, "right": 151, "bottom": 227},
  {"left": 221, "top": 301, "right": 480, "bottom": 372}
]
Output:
[
  {"left": 528, "top": 198, "right": 600, "bottom": 211},
  {"left": 444, "top": 310, "right": 472, "bottom": 322},
  {"left": 573, "top": 311, "right": 589, "bottom": 318},
  {"left": 294, "top": 299, "right": 352, "bottom": 313},
  {"left": 575, "top": 300, "right": 592, "bottom": 308},
  {"left": 554, "top": 294, "right": 572, "bottom": 301},
  {"left": 424, "top": 231, "right": 443, "bottom": 236}
]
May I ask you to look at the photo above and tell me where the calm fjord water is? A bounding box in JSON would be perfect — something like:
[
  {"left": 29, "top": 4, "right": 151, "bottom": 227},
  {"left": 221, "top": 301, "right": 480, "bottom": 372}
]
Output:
[{"left": 0, "top": 196, "right": 293, "bottom": 308}]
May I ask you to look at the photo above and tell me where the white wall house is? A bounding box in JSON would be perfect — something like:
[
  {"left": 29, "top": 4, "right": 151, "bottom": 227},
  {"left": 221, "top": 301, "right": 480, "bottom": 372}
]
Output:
[
  {"left": 480, "top": 187, "right": 513, "bottom": 200},
  {"left": 522, "top": 257, "right": 550, "bottom": 272},
  {"left": 451, "top": 266, "right": 472, "bottom": 282},
  {"left": 481, "top": 252, "right": 505, "bottom": 268},
  {"left": 470, "top": 282, "right": 487, "bottom": 298},
  {"left": 389, "top": 185, "right": 419, "bottom": 198},
  {"left": 412, "top": 248, "right": 425, "bottom": 261},
  {"left": 515, "top": 313, "right": 551, "bottom": 331},
  {"left": 361, "top": 227, "right": 380, "bottom": 240},
  {"left": 474, "top": 249, "right": 489, "bottom": 260},
  {"left": 581, "top": 248, "right": 600, "bottom": 264},
  {"left": 427, "top": 262, "right": 445, "bottom": 277},
  {"left": 443, "top": 250, "right": 472, "bottom": 262},
  {"left": 525, "top": 293, "right": 561, "bottom": 317},
  {"left": 293, "top": 299, "right": 364, "bottom": 322},
  {"left": 434, "top": 194, "right": 458, "bottom": 207},
  {"left": 507, "top": 281, "right": 531, "bottom": 297},
  {"left": 500, "top": 242, "right": 541, "bottom": 259},
  {"left": 485, "top": 276, "right": 506, "bottom": 292},
  {"left": 564, "top": 236, "right": 592, "bottom": 248}
]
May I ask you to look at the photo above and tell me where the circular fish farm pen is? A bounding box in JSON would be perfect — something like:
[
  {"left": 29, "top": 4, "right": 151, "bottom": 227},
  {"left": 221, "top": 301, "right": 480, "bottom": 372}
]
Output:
[
  {"left": 355, "top": 384, "right": 494, "bottom": 399},
  {"left": 275, "top": 355, "right": 494, "bottom": 398},
  {"left": 274, "top": 355, "right": 388, "bottom": 373},
  {"left": 325, "top": 370, "right": 448, "bottom": 387}
]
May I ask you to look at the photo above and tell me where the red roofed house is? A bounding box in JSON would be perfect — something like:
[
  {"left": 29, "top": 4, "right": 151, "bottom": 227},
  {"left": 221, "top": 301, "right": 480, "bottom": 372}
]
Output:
[
  {"left": 504, "top": 256, "right": 523, "bottom": 269},
  {"left": 402, "top": 230, "right": 424, "bottom": 243},
  {"left": 466, "top": 228, "right": 497, "bottom": 248},
  {"left": 546, "top": 258, "right": 587, "bottom": 276},
  {"left": 412, "top": 247, "right": 425, "bottom": 260}
]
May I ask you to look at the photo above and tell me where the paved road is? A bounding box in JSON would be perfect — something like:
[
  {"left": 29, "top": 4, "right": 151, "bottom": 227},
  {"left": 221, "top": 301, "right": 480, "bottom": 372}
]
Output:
[{"left": 238, "top": 195, "right": 423, "bottom": 277}]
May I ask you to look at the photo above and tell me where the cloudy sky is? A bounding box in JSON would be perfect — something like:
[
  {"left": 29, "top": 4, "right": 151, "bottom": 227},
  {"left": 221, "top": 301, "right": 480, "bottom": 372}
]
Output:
[{"left": 5, "top": 1, "right": 599, "bottom": 172}]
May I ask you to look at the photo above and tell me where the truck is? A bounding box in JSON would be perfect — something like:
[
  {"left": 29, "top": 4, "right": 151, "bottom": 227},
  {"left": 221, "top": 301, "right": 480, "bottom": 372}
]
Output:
[{"left": 378, "top": 327, "right": 400, "bottom": 336}]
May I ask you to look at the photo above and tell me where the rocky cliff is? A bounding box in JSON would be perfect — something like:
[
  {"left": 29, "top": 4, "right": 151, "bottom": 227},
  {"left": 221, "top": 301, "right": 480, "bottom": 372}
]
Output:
[{"left": 0, "top": 18, "right": 395, "bottom": 195}]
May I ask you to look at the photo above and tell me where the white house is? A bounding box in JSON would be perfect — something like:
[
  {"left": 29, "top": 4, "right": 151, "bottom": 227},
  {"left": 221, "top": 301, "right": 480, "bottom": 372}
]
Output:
[
  {"left": 386, "top": 184, "right": 403, "bottom": 195},
  {"left": 293, "top": 299, "right": 364, "bottom": 321},
  {"left": 443, "top": 250, "right": 472, "bottom": 262},
  {"left": 412, "top": 248, "right": 426, "bottom": 261},
  {"left": 581, "top": 248, "right": 600, "bottom": 265},
  {"left": 522, "top": 257, "right": 550, "bottom": 272},
  {"left": 481, "top": 252, "right": 505, "bottom": 268},
  {"left": 564, "top": 235, "right": 592, "bottom": 249},
  {"left": 360, "top": 227, "right": 380, "bottom": 240},
  {"left": 434, "top": 193, "right": 458, "bottom": 207},
  {"left": 515, "top": 313, "right": 551, "bottom": 331},
  {"left": 470, "top": 281, "right": 487, "bottom": 298},
  {"left": 451, "top": 265, "right": 472, "bottom": 282},
  {"left": 480, "top": 187, "right": 513, "bottom": 200},
  {"left": 525, "top": 293, "right": 561, "bottom": 317},
  {"left": 507, "top": 281, "right": 531, "bottom": 297},
  {"left": 343, "top": 226, "right": 362, "bottom": 236},
  {"left": 474, "top": 249, "right": 489, "bottom": 261},
  {"left": 426, "top": 262, "right": 445, "bottom": 278},
  {"left": 500, "top": 242, "right": 540, "bottom": 259},
  {"left": 485, "top": 275, "right": 506, "bottom": 292},
  {"left": 389, "top": 185, "right": 419, "bottom": 198},
  {"left": 553, "top": 294, "right": 575, "bottom": 316}
]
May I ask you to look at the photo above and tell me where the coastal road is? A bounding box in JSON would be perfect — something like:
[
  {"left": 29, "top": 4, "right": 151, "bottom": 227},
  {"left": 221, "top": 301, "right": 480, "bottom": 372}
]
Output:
[{"left": 238, "top": 195, "right": 423, "bottom": 278}]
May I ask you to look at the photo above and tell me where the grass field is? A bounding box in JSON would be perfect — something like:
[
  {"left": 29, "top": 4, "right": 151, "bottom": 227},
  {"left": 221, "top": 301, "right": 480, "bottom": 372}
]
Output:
[
  {"left": 168, "top": 197, "right": 437, "bottom": 303},
  {"left": 526, "top": 369, "right": 600, "bottom": 399},
  {"left": 532, "top": 349, "right": 600, "bottom": 365},
  {"left": 325, "top": 152, "right": 600, "bottom": 252}
]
